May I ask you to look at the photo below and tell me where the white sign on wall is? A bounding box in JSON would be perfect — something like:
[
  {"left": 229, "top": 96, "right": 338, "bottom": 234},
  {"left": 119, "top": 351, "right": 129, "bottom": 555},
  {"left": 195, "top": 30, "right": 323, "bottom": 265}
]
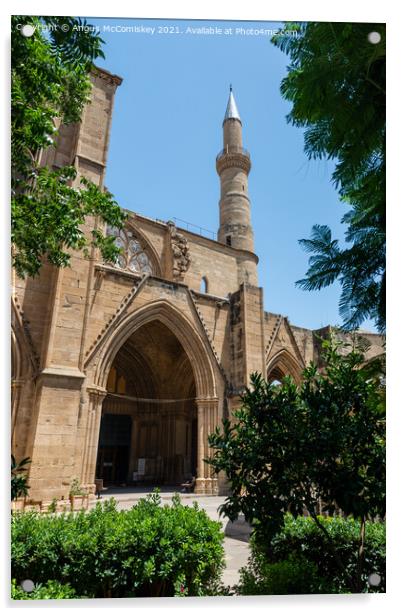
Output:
[{"left": 137, "top": 458, "right": 146, "bottom": 475}]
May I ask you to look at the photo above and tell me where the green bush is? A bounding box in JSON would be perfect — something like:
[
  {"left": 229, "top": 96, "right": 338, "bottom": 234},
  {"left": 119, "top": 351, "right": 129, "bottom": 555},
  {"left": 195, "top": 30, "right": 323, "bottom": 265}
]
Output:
[
  {"left": 237, "top": 554, "right": 330, "bottom": 595},
  {"left": 11, "top": 492, "right": 225, "bottom": 598},
  {"left": 237, "top": 514, "right": 385, "bottom": 595},
  {"left": 11, "top": 579, "right": 78, "bottom": 600}
]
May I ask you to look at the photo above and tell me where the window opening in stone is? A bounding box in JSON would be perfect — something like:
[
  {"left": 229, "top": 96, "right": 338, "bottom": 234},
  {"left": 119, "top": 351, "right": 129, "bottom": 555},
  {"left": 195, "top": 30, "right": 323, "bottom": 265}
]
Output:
[
  {"left": 200, "top": 276, "right": 208, "bottom": 294},
  {"left": 106, "top": 226, "right": 153, "bottom": 275}
]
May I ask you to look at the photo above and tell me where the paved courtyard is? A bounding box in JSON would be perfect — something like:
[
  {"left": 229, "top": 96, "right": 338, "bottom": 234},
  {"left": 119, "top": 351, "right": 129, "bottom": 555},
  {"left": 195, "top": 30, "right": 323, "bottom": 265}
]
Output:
[{"left": 91, "top": 487, "right": 251, "bottom": 587}]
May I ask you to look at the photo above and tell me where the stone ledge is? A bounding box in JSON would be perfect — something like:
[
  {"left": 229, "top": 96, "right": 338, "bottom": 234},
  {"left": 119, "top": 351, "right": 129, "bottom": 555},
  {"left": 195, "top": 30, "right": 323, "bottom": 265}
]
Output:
[{"left": 41, "top": 366, "right": 86, "bottom": 379}]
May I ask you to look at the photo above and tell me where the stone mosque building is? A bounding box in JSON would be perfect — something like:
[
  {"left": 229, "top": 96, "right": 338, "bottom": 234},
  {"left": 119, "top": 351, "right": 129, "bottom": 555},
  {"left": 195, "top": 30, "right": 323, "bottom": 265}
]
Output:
[{"left": 11, "top": 67, "right": 383, "bottom": 503}]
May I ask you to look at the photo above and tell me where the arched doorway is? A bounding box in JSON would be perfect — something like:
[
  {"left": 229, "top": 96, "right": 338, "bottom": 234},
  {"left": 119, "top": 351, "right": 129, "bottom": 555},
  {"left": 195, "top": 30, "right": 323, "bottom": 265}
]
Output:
[
  {"left": 266, "top": 349, "right": 303, "bottom": 385},
  {"left": 95, "top": 320, "right": 198, "bottom": 487}
]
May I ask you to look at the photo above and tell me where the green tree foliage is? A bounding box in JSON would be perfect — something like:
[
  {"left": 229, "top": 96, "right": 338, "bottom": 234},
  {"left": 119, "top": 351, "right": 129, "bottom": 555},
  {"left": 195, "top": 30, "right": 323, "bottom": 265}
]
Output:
[
  {"left": 207, "top": 338, "right": 385, "bottom": 592},
  {"left": 237, "top": 515, "right": 385, "bottom": 594},
  {"left": 11, "top": 455, "right": 31, "bottom": 501},
  {"left": 11, "top": 493, "right": 225, "bottom": 598},
  {"left": 271, "top": 23, "right": 385, "bottom": 332},
  {"left": 11, "top": 16, "right": 125, "bottom": 277}
]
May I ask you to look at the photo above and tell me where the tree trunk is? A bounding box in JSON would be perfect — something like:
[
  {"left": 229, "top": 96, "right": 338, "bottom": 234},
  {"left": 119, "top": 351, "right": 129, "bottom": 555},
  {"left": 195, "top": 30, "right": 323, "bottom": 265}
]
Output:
[{"left": 309, "top": 510, "right": 357, "bottom": 592}]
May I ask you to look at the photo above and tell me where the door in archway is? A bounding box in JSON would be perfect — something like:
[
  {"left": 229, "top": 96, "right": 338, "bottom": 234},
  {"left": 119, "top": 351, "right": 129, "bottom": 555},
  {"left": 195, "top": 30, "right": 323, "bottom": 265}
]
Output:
[
  {"left": 95, "top": 413, "right": 132, "bottom": 485},
  {"left": 95, "top": 320, "right": 198, "bottom": 486}
]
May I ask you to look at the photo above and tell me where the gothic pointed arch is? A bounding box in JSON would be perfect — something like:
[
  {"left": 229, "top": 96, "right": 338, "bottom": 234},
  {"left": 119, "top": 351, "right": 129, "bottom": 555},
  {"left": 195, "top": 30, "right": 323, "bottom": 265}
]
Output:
[
  {"left": 92, "top": 299, "right": 217, "bottom": 400},
  {"left": 11, "top": 297, "right": 39, "bottom": 379},
  {"left": 266, "top": 348, "right": 304, "bottom": 385},
  {"left": 11, "top": 297, "right": 39, "bottom": 449},
  {"left": 11, "top": 327, "right": 23, "bottom": 384}
]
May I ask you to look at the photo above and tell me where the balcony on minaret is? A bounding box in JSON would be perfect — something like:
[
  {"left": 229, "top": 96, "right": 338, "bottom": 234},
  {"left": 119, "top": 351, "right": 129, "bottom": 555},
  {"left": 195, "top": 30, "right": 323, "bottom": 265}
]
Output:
[
  {"left": 216, "top": 145, "right": 250, "bottom": 160},
  {"left": 216, "top": 145, "right": 251, "bottom": 175}
]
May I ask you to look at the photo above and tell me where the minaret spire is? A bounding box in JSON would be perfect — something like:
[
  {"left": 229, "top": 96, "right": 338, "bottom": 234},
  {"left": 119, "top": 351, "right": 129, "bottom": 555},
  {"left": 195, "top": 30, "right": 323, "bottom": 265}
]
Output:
[
  {"left": 216, "top": 88, "right": 255, "bottom": 258},
  {"left": 224, "top": 85, "right": 241, "bottom": 123}
]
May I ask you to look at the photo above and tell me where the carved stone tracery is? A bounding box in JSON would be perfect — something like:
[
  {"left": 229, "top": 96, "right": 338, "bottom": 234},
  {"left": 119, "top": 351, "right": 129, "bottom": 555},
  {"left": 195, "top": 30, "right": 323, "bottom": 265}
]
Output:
[{"left": 106, "top": 226, "right": 153, "bottom": 275}]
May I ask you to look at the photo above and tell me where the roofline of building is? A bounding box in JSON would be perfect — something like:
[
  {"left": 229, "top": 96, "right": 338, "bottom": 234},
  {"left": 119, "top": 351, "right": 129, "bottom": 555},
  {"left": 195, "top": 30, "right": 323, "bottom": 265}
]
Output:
[
  {"left": 91, "top": 65, "right": 123, "bottom": 86},
  {"left": 264, "top": 312, "right": 382, "bottom": 338},
  {"left": 123, "top": 209, "right": 259, "bottom": 264}
]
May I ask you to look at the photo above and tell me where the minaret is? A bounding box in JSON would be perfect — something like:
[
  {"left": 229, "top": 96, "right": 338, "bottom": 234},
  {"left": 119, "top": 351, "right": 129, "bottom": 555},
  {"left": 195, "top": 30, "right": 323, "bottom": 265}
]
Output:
[{"left": 216, "top": 86, "right": 254, "bottom": 253}]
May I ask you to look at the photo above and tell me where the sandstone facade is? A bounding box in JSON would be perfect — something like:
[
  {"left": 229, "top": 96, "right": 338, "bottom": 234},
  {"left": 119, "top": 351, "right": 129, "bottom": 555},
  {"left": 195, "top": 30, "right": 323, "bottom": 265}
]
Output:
[{"left": 11, "top": 68, "right": 384, "bottom": 503}]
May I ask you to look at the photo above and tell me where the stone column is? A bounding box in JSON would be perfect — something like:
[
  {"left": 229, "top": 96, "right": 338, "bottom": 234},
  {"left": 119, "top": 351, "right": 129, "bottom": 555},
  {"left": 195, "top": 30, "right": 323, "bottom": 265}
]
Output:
[
  {"left": 11, "top": 378, "right": 25, "bottom": 448},
  {"left": 81, "top": 387, "right": 106, "bottom": 495},
  {"left": 194, "top": 397, "right": 219, "bottom": 495},
  {"left": 128, "top": 414, "right": 139, "bottom": 480}
]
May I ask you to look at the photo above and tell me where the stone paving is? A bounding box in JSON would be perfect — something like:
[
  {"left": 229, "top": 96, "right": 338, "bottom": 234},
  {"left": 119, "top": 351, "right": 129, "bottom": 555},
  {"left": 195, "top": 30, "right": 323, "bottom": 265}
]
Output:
[{"left": 92, "top": 487, "right": 251, "bottom": 587}]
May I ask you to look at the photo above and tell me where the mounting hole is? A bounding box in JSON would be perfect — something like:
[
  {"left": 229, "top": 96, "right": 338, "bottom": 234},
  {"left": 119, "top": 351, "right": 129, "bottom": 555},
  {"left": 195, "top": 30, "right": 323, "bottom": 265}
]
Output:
[
  {"left": 368, "top": 31, "right": 381, "bottom": 44},
  {"left": 21, "top": 579, "right": 35, "bottom": 592},
  {"left": 21, "top": 24, "right": 36, "bottom": 37},
  {"left": 368, "top": 573, "right": 381, "bottom": 587}
]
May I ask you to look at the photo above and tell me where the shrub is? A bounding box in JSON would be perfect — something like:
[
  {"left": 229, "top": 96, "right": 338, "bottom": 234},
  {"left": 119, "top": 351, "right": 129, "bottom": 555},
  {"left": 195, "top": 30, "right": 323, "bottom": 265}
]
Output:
[
  {"left": 11, "top": 579, "right": 78, "bottom": 600},
  {"left": 237, "top": 554, "right": 330, "bottom": 595},
  {"left": 11, "top": 492, "right": 225, "bottom": 598},
  {"left": 207, "top": 340, "right": 385, "bottom": 592},
  {"left": 237, "top": 514, "right": 385, "bottom": 595}
]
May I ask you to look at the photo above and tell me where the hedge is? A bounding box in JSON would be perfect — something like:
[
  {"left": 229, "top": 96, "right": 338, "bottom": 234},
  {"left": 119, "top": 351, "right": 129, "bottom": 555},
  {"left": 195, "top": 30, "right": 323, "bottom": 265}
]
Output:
[{"left": 12, "top": 492, "right": 225, "bottom": 598}]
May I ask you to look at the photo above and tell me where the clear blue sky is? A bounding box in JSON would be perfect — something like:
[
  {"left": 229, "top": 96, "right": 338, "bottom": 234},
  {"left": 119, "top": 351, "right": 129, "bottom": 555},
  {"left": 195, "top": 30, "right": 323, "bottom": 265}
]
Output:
[{"left": 88, "top": 16, "right": 375, "bottom": 332}]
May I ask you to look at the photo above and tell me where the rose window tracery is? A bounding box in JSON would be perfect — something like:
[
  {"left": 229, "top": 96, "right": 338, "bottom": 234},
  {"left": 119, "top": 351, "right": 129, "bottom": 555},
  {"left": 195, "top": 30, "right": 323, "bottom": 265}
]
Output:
[{"left": 106, "top": 226, "right": 153, "bottom": 275}]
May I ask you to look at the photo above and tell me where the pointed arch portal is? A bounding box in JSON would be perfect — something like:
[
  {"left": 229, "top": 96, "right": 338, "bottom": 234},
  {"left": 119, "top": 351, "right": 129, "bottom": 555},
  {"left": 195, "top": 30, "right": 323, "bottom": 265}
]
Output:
[
  {"left": 87, "top": 301, "right": 219, "bottom": 492},
  {"left": 96, "top": 320, "right": 198, "bottom": 485},
  {"left": 266, "top": 348, "right": 303, "bottom": 385}
]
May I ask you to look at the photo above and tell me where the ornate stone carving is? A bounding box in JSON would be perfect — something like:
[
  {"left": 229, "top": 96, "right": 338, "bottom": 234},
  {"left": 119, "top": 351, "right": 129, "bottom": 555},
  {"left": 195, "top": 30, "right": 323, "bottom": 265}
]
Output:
[{"left": 167, "top": 221, "right": 191, "bottom": 279}]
